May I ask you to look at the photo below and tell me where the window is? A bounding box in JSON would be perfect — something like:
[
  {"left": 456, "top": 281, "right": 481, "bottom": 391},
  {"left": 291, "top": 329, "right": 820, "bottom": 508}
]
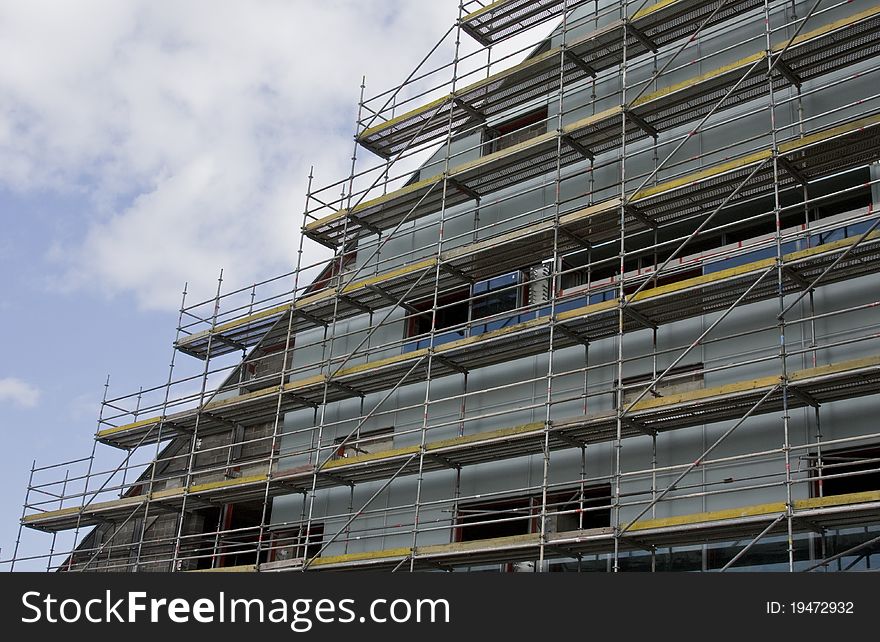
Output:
[
  {"left": 483, "top": 106, "right": 548, "bottom": 155},
  {"left": 404, "top": 273, "right": 525, "bottom": 350},
  {"left": 195, "top": 500, "right": 272, "bottom": 569},
  {"left": 620, "top": 363, "right": 705, "bottom": 408},
  {"left": 333, "top": 426, "right": 394, "bottom": 460},
  {"left": 472, "top": 272, "right": 521, "bottom": 323},
  {"left": 811, "top": 445, "right": 880, "bottom": 498},
  {"left": 455, "top": 484, "right": 610, "bottom": 543},
  {"left": 456, "top": 497, "right": 531, "bottom": 542},
  {"left": 405, "top": 290, "right": 470, "bottom": 351}
]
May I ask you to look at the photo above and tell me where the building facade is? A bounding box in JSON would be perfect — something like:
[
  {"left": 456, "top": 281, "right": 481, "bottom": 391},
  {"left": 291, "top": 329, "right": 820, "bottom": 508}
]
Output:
[{"left": 14, "top": 0, "right": 880, "bottom": 572}]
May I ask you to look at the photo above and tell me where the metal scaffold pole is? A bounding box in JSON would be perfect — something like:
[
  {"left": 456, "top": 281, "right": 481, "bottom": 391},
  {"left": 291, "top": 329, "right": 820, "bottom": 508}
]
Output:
[
  {"left": 409, "top": 1, "right": 468, "bottom": 573},
  {"left": 539, "top": 0, "right": 572, "bottom": 573},
  {"left": 135, "top": 282, "right": 189, "bottom": 571},
  {"left": 171, "top": 271, "right": 225, "bottom": 571},
  {"left": 302, "top": 78, "right": 367, "bottom": 570}
]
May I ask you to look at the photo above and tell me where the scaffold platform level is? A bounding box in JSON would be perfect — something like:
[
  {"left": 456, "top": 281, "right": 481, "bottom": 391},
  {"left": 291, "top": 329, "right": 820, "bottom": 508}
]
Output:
[
  {"left": 94, "top": 226, "right": 880, "bottom": 451},
  {"left": 196, "top": 112, "right": 880, "bottom": 360},
  {"left": 360, "top": 0, "right": 778, "bottom": 158},
  {"left": 305, "top": 490, "right": 880, "bottom": 570},
  {"left": 204, "top": 489, "right": 880, "bottom": 572},
  {"left": 315, "top": 13, "right": 880, "bottom": 249},
  {"left": 175, "top": 257, "right": 451, "bottom": 359},
  {"left": 23, "top": 355, "right": 880, "bottom": 533}
]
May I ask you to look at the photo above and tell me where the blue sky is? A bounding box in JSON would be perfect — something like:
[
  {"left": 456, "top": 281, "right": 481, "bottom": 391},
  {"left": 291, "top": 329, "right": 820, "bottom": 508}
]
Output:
[{"left": 0, "top": 0, "right": 462, "bottom": 570}]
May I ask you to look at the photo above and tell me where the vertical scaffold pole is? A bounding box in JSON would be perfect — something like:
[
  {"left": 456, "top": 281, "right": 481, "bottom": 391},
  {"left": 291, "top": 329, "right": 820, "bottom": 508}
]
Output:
[
  {"left": 303, "top": 78, "right": 367, "bottom": 569},
  {"left": 409, "top": 1, "right": 467, "bottom": 572},
  {"left": 69, "top": 375, "right": 109, "bottom": 570},
  {"left": 763, "top": 0, "right": 795, "bottom": 573},
  {"left": 135, "top": 283, "right": 189, "bottom": 571},
  {"left": 612, "top": 0, "right": 630, "bottom": 574},
  {"left": 539, "top": 0, "right": 572, "bottom": 573},
  {"left": 10, "top": 459, "right": 36, "bottom": 572},
  {"left": 171, "top": 271, "right": 224, "bottom": 571}
]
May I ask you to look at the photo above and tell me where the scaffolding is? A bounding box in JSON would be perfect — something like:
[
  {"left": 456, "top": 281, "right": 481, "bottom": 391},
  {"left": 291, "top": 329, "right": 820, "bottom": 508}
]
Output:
[{"left": 9, "top": 0, "right": 880, "bottom": 572}]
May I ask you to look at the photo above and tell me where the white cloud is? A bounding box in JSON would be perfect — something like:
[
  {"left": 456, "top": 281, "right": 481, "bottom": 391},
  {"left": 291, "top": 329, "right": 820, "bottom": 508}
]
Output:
[
  {"left": 0, "top": 0, "right": 461, "bottom": 309},
  {"left": 0, "top": 377, "right": 41, "bottom": 408}
]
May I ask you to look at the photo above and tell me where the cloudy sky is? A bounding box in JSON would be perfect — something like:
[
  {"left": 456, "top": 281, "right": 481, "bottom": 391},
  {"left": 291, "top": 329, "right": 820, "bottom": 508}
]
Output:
[{"left": 0, "top": 0, "right": 478, "bottom": 569}]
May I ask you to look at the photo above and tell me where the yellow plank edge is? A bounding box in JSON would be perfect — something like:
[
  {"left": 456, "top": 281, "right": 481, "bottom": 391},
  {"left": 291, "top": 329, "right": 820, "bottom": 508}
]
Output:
[
  {"left": 630, "top": 500, "right": 787, "bottom": 531},
  {"left": 150, "top": 487, "right": 185, "bottom": 500},
  {"left": 284, "top": 373, "right": 326, "bottom": 394},
  {"left": 25, "top": 474, "right": 288, "bottom": 525},
  {"left": 779, "top": 112, "right": 880, "bottom": 154},
  {"left": 304, "top": 208, "right": 346, "bottom": 232},
  {"left": 96, "top": 416, "right": 163, "bottom": 438},
  {"left": 358, "top": 46, "right": 559, "bottom": 144},
  {"left": 305, "top": 172, "right": 442, "bottom": 232},
  {"left": 784, "top": 229, "right": 880, "bottom": 263},
  {"left": 336, "top": 348, "right": 429, "bottom": 377},
  {"left": 631, "top": 489, "right": 880, "bottom": 532},
  {"left": 630, "top": 256, "right": 775, "bottom": 302},
  {"left": 359, "top": 93, "right": 452, "bottom": 141},
  {"left": 22, "top": 495, "right": 145, "bottom": 523},
  {"left": 633, "top": 353, "right": 880, "bottom": 413},
  {"left": 204, "top": 384, "right": 285, "bottom": 411},
  {"left": 341, "top": 257, "right": 437, "bottom": 294},
  {"left": 190, "top": 564, "right": 257, "bottom": 573},
  {"left": 632, "top": 52, "right": 764, "bottom": 108},
  {"left": 562, "top": 106, "right": 624, "bottom": 134},
  {"left": 789, "top": 354, "right": 880, "bottom": 383},
  {"left": 200, "top": 302, "right": 290, "bottom": 341},
  {"left": 428, "top": 421, "right": 545, "bottom": 451},
  {"left": 796, "top": 489, "right": 880, "bottom": 510},
  {"left": 781, "top": 5, "right": 880, "bottom": 50},
  {"left": 322, "top": 445, "right": 420, "bottom": 470},
  {"left": 437, "top": 316, "right": 547, "bottom": 353},
  {"left": 189, "top": 473, "right": 268, "bottom": 494},
  {"left": 310, "top": 546, "right": 411, "bottom": 567},
  {"left": 633, "top": 149, "right": 772, "bottom": 201},
  {"left": 632, "top": 372, "right": 781, "bottom": 412},
  {"left": 633, "top": 0, "right": 681, "bottom": 21},
  {"left": 449, "top": 130, "right": 557, "bottom": 177},
  {"left": 422, "top": 532, "right": 539, "bottom": 556}
]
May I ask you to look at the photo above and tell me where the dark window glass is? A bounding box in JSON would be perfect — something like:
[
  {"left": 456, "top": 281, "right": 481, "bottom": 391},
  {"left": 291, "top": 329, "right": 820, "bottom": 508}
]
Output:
[{"left": 472, "top": 272, "right": 520, "bottom": 320}]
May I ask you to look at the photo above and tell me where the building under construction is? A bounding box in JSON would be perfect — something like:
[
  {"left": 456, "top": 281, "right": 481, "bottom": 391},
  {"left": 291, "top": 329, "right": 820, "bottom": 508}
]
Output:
[{"left": 11, "top": 0, "right": 880, "bottom": 572}]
